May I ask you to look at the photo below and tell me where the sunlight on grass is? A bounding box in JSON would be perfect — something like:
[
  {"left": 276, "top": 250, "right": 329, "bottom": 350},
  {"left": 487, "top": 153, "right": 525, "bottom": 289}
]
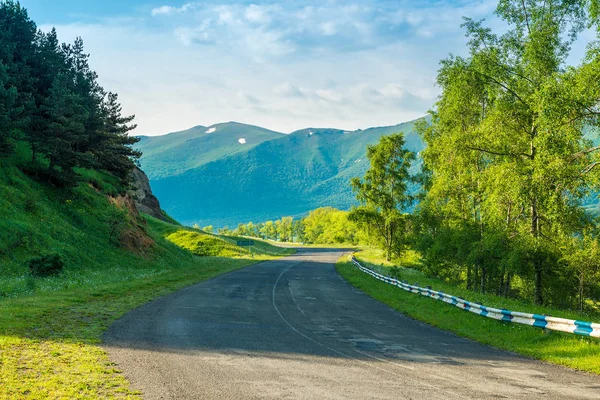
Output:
[
  {"left": 0, "top": 336, "right": 138, "bottom": 399},
  {"left": 0, "top": 214, "right": 294, "bottom": 398},
  {"left": 166, "top": 230, "right": 250, "bottom": 257}
]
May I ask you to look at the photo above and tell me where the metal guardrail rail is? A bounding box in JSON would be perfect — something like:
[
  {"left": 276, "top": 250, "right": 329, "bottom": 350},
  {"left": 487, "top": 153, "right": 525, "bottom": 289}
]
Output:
[{"left": 351, "top": 256, "right": 600, "bottom": 338}]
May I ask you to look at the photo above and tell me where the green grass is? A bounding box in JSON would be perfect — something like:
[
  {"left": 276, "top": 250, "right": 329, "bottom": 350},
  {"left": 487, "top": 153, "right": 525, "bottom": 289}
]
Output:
[
  {"left": 336, "top": 251, "right": 600, "bottom": 374},
  {"left": 167, "top": 231, "right": 250, "bottom": 257},
  {"left": 0, "top": 158, "right": 293, "bottom": 398}
]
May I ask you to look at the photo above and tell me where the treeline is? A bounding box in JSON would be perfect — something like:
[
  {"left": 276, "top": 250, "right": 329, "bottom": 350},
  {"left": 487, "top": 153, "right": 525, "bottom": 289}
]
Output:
[
  {"left": 0, "top": 1, "right": 139, "bottom": 186},
  {"left": 348, "top": 0, "right": 600, "bottom": 311},
  {"left": 218, "top": 207, "right": 365, "bottom": 245}
]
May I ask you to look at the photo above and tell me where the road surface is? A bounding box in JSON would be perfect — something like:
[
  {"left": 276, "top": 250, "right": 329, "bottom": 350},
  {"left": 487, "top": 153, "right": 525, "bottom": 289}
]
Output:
[{"left": 104, "top": 248, "right": 600, "bottom": 399}]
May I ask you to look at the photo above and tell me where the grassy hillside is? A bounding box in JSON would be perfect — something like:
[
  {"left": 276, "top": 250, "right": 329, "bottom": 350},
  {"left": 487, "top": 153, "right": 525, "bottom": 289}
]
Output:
[
  {"left": 149, "top": 119, "right": 425, "bottom": 227},
  {"left": 136, "top": 122, "right": 285, "bottom": 179},
  {"left": 0, "top": 156, "right": 293, "bottom": 398}
]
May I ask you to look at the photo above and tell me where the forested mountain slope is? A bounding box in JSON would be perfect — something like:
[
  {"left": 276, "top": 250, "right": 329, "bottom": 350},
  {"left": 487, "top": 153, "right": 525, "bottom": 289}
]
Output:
[
  {"left": 144, "top": 120, "right": 425, "bottom": 226},
  {"left": 136, "top": 122, "right": 285, "bottom": 179}
]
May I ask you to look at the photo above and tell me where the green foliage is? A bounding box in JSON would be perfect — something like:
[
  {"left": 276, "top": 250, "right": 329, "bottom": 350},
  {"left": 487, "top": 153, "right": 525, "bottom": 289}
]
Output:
[
  {"left": 349, "top": 133, "right": 415, "bottom": 260},
  {"left": 27, "top": 253, "right": 64, "bottom": 277},
  {"left": 302, "top": 207, "right": 360, "bottom": 244},
  {"left": 415, "top": 0, "right": 600, "bottom": 306},
  {"left": 0, "top": 60, "right": 18, "bottom": 155},
  {"left": 561, "top": 229, "right": 600, "bottom": 311},
  {"left": 232, "top": 207, "right": 364, "bottom": 245}
]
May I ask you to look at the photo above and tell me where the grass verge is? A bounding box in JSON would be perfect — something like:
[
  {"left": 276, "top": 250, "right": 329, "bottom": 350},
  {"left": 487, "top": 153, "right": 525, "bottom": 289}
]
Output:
[
  {"left": 336, "top": 253, "right": 600, "bottom": 374},
  {"left": 0, "top": 214, "right": 293, "bottom": 399}
]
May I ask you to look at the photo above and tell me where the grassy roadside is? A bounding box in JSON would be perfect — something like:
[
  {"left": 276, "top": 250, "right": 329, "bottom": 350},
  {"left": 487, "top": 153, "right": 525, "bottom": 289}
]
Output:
[
  {"left": 336, "top": 252, "right": 600, "bottom": 374},
  {"left": 261, "top": 238, "right": 358, "bottom": 249},
  {"left": 0, "top": 216, "right": 293, "bottom": 399}
]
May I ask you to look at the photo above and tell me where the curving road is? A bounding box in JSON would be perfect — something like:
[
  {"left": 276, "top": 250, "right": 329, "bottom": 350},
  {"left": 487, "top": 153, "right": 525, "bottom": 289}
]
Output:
[{"left": 104, "top": 248, "right": 600, "bottom": 399}]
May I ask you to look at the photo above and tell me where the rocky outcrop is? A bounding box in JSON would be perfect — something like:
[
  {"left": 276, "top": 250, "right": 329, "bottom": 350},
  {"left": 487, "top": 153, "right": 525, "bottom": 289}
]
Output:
[{"left": 129, "top": 167, "right": 166, "bottom": 221}]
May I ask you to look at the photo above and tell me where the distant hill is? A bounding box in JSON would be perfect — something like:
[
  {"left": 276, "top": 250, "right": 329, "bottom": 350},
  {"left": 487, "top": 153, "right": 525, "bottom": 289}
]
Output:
[
  {"left": 136, "top": 122, "right": 285, "bottom": 179},
  {"left": 138, "top": 119, "right": 426, "bottom": 227}
]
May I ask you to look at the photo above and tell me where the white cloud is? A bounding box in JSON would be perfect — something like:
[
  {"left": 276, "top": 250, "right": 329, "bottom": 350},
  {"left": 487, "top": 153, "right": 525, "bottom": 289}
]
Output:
[
  {"left": 151, "top": 6, "right": 176, "bottom": 16},
  {"left": 151, "top": 3, "right": 196, "bottom": 16},
  {"left": 319, "top": 22, "right": 337, "bottom": 36},
  {"left": 38, "top": 1, "right": 513, "bottom": 136},
  {"left": 238, "top": 138, "right": 247, "bottom": 144},
  {"left": 150, "top": 1, "right": 498, "bottom": 59},
  {"left": 245, "top": 4, "right": 273, "bottom": 24}
]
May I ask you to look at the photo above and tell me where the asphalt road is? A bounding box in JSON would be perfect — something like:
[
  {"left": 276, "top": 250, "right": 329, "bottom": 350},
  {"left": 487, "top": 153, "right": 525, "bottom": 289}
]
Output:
[{"left": 104, "top": 248, "right": 600, "bottom": 399}]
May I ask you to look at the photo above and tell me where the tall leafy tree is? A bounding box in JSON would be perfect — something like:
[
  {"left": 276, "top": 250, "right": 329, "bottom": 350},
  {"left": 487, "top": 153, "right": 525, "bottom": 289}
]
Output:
[
  {"left": 419, "top": 0, "right": 600, "bottom": 304},
  {"left": 349, "top": 133, "right": 415, "bottom": 260}
]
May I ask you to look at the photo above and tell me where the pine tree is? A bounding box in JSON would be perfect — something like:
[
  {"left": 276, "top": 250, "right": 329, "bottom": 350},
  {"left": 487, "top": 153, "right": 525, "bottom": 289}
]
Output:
[
  {"left": 0, "top": 61, "right": 18, "bottom": 154},
  {"left": 40, "top": 73, "right": 89, "bottom": 184},
  {"left": 91, "top": 92, "right": 140, "bottom": 181}
]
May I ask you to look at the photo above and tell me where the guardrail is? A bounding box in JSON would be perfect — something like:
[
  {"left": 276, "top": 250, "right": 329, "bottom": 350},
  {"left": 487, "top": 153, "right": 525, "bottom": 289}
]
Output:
[{"left": 351, "top": 256, "right": 600, "bottom": 338}]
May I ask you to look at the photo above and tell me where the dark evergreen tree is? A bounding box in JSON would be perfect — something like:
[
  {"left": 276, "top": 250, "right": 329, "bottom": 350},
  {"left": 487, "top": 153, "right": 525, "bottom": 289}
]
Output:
[
  {"left": 28, "top": 28, "right": 66, "bottom": 162},
  {"left": 0, "top": 1, "right": 141, "bottom": 185},
  {"left": 93, "top": 92, "right": 140, "bottom": 180},
  {"left": 40, "top": 73, "right": 89, "bottom": 184},
  {"left": 0, "top": 61, "right": 18, "bottom": 154},
  {"left": 62, "top": 37, "right": 105, "bottom": 157},
  {"left": 0, "top": 1, "right": 37, "bottom": 155}
]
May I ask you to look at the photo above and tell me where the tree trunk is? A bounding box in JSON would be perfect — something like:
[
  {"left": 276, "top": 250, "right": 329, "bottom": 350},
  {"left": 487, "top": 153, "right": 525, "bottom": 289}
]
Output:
[
  {"left": 579, "top": 274, "right": 585, "bottom": 313},
  {"left": 529, "top": 136, "right": 543, "bottom": 305},
  {"left": 385, "top": 223, "right": 393, "bottom": 261},
  {"left": 480, "top": 264, "right": 486, "bottom": 293},
  {"left": 498, "top": 269, "right": 505, "bottom": 296},
  {"left": 503, "top": 273, "right": 512, "bottom": 297},
  {"left": 467, "top": 264, "right": 472, "bottom": 290},
  {"left": 532, "top": 198, "right": 543, "bottom": 305}
]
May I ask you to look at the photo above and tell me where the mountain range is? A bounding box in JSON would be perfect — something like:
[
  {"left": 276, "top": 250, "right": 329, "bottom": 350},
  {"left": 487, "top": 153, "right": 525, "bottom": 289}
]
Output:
[{"left": 136, "top": 120, "right": 426, "bottom": 227}]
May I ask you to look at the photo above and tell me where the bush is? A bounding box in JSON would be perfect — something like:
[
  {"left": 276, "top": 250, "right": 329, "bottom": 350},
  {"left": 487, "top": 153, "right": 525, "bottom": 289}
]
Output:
[{"left": 28, "top": 253, "right": 64, "bottom": 277}]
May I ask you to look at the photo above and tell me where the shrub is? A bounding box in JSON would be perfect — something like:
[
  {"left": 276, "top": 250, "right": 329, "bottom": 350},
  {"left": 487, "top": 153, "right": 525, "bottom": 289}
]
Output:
[{"left": 28, "top": 253, "right": 64, "bottom": 277}]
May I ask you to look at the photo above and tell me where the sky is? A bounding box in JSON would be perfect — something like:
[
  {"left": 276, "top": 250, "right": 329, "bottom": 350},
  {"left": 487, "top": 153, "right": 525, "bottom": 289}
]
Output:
[{"left": 15, "top": 0, "right": 583, "bottom": 136}]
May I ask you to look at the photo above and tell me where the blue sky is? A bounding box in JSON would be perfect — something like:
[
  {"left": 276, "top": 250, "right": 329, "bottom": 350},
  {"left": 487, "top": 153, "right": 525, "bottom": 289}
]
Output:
[{"left": 17, "top": 1, "right": 509, "bottom": 135}]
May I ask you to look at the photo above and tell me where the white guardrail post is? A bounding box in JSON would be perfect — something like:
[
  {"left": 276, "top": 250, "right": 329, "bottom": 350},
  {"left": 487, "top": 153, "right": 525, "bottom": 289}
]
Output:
[{"left": 350, "top": 256, "right": 600, "bottom": 338}]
